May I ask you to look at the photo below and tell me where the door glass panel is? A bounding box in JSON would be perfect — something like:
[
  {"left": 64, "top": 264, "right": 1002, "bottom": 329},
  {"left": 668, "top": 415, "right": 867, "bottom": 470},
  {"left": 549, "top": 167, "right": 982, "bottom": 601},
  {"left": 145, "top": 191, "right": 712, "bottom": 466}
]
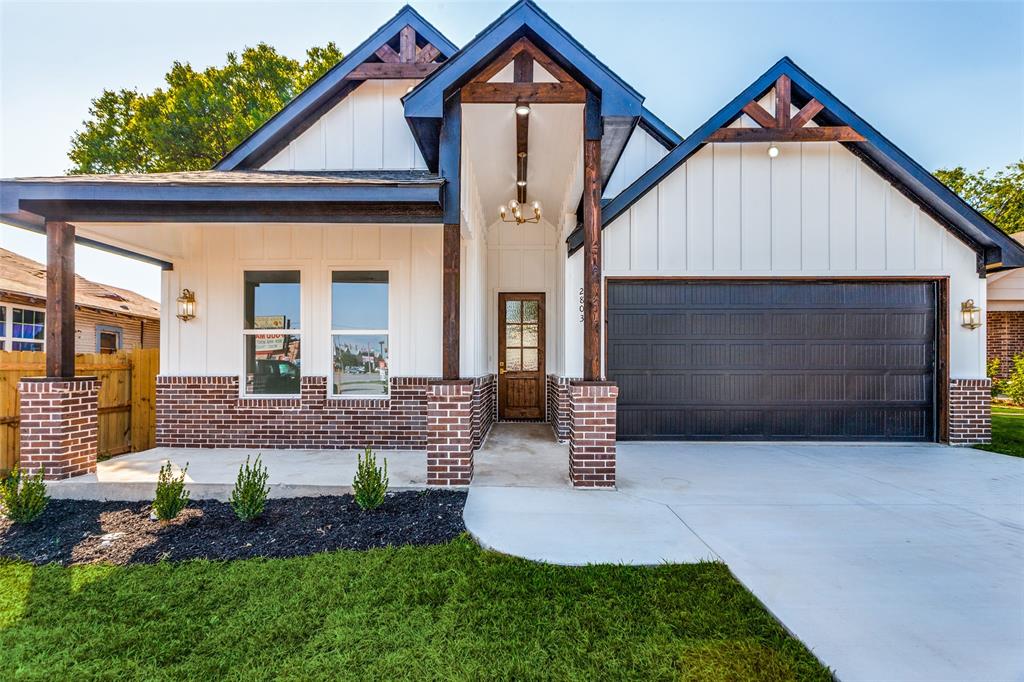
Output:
[
  {"left": 506, "top": 325, "right": 522, "bottom": 347},
  {"left": 505, "top": 300, "right": 521, "bottom": 323},
  {"left": 522, "top": 324, "right": 538, "bottom": 347},
  {"left": 522, "top": 348, "right": 539, "bottom": 371},
  {"left": 523, "top": 300, "right": 539, "bottom": 323},
  {"left": 505, "top": 348, "right": 522, "bottom": 371}
]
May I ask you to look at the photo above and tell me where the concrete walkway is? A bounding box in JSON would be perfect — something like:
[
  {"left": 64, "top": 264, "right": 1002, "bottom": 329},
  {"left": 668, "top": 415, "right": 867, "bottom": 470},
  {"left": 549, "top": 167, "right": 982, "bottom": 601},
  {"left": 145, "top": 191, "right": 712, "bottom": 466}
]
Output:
[
  {"left": 48, "top": 447, "right": 426, "bottom": 501},
  {"left": 464, "top": 441, "right": 1024, "bottom": 682}
]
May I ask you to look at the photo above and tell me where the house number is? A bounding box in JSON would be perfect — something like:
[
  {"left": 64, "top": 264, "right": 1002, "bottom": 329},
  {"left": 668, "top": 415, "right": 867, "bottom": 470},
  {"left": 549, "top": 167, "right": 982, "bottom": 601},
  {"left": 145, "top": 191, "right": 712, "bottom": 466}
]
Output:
[{"left": 578, "top": 287, "right": 585, "bottom": 322}]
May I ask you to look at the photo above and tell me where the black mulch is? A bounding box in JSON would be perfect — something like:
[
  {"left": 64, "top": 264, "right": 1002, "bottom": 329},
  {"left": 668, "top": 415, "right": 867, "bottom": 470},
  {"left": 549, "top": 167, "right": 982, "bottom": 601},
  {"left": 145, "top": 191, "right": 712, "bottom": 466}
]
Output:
[{"left": 0, "top": 491, "right": 466, "bottom": 566}]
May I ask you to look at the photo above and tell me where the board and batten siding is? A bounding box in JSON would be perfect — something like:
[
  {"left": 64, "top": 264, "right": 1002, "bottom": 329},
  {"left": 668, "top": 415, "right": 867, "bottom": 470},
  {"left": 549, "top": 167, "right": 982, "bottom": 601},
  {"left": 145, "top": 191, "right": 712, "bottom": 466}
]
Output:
[
  {"left": 160, "top": 223, "right": 442, "bottom": 379},
  {"left": 602, "top": 126, "right": 669, "bottom": 199},
  {"left": 563, "top": 141, "right": 986, "bottom": 379},
  {"left": 261, "top": 79, "right": 427, "bottom": 171}
]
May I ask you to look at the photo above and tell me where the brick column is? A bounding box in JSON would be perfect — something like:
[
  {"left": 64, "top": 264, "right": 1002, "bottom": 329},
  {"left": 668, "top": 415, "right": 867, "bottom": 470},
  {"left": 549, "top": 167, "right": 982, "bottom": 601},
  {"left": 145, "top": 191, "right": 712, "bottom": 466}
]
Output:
[
  {"left": 948, "top": 378, "right": 991, "bottom": 445},
  {"left": 568, "top": 381, "right": 618, "bottom": 488},
  {"left": 427, "top": 380, "right": 473, "bottom": 486},
  {"left": 18, "top": 377, "right": 100, "bottom": 480}
]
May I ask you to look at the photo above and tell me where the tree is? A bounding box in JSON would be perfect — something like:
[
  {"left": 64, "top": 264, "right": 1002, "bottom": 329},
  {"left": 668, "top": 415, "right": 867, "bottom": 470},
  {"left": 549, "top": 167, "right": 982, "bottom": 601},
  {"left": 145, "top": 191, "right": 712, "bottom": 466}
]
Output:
[
  {"left": 934, "top": 160, "right": 1024, "bottom": 234},
  {"left": 68, "top": 43, "right": 344, "bottom": 174}
]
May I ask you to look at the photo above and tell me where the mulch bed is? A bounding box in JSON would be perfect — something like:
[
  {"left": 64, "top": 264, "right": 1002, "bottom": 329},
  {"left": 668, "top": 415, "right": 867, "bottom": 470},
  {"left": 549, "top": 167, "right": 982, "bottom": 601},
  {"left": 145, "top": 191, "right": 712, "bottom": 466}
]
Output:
[{"left": 0, "top": 491, "right": 466, "bottom": 566}]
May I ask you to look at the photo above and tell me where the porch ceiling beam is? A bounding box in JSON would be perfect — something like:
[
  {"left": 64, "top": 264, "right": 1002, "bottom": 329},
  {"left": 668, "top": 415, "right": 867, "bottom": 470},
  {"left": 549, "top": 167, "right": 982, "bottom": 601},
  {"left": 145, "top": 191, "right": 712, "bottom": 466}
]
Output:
[
  {"left": 514, "top": 52, "right": 532, "bottom": 204},
  {"left": 461, "top": 82, "right": 585, "bottom": 104},
  {"left": 706, "top": 126, "right": 865, "bottom": 142},
  {"left": 45, "top": 220, "right": 75, "bottom": 378},
  {"left": 345, "top": 62, "right": 440, "bottom": 80}
]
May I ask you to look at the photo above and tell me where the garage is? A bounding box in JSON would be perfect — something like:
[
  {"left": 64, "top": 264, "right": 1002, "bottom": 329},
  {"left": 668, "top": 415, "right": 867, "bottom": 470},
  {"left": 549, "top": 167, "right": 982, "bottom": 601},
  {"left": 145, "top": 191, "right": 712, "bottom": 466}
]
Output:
[{"left": 606, "top": 280, "right": 939, "bottom": 441}]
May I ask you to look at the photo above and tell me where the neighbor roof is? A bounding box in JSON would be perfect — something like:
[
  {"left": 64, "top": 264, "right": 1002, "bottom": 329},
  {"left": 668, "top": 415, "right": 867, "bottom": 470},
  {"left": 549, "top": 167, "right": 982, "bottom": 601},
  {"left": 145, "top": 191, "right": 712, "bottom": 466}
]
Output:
[{"left": 0, "top": 248, "right": 159, "bottom": 319}]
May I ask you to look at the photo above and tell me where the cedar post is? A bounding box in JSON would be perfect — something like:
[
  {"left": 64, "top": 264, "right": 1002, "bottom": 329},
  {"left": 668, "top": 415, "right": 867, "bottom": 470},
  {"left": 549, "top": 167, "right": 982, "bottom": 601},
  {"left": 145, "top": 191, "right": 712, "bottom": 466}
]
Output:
[
  {"left": 45, "top": 220, "right": 75, "bottom": 378},
  {"left": 442, "top": 223, "right": 460, "bottom": 380},
  {"left": 582, "top": 96, "right": 602, "bottom": 381}
]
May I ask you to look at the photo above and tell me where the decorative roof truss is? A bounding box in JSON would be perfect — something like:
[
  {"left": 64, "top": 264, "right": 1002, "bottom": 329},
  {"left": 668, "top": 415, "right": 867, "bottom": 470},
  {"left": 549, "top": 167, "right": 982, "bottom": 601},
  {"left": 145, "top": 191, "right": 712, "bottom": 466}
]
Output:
[
  {"left": 708, "top": 75, "right": 865, "bottom": 143},
  {"left": 461, "top": 37, "right": 585, "bottom": 104},
  {"left": 345, "top": 25, "right": 445, "bottom": 80}
]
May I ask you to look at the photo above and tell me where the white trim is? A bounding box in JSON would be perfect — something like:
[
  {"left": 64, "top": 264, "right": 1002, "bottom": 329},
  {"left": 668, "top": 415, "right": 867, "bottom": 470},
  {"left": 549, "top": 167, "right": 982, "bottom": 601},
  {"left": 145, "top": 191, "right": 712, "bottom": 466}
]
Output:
[{"left": 0, "top": 302, "right": 46, "bottom": 352}]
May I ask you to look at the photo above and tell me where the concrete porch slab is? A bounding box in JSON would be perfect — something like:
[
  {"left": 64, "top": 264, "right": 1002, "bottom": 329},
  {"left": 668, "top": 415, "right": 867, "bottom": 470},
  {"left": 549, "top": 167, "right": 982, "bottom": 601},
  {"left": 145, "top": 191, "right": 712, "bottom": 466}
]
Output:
[
  {"left": 472, "top": 422, "right": 569, "bottom": 488},
  {"left": 48, "top": 447, "right": 428, "bottom": 501}
]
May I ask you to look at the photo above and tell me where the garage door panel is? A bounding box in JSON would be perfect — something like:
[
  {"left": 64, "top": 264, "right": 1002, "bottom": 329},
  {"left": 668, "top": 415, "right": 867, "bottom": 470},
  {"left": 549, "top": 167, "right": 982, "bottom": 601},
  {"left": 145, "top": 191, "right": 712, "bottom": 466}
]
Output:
[{"left": 607, "top": 281, "right": 936, "bottom": 441}]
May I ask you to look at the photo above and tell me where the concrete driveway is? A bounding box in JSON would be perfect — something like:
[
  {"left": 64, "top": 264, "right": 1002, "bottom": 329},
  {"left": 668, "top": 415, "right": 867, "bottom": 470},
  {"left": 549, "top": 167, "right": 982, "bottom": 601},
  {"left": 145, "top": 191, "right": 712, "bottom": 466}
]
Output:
[{"left": 464, "top": 442, "right": 1024, "bottom": 682}]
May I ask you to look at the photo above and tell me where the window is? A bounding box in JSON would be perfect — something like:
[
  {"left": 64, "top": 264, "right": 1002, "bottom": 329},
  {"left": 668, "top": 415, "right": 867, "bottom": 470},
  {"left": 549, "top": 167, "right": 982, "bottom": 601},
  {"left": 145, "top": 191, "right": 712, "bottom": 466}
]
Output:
[
  {"left": 243, "top": 271, "right": 301, "bottom": 396},
  {"left": 0, "top": 304, "right": 45, "bottom": 351},
  {"left": 97, "top": 325, "right": 123, "bottom": 354},
  {"left": 331, "top": 271, "right": 388, "bottom": 396}
]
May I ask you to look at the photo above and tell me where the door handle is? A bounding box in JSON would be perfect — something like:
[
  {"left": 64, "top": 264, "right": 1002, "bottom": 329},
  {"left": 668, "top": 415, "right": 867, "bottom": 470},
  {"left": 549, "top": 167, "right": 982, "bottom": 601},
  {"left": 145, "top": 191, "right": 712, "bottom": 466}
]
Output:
[{"left": 498, "top": 361, "right": 505, "bottom": 375}]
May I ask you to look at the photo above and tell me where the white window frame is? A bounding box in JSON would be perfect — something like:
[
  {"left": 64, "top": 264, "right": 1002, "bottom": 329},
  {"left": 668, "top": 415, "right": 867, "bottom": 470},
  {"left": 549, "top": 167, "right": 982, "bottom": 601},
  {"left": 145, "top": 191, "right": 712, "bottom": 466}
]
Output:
[
  {"left": 0, "top": 303, "right": 46, "bottom": 352},
  {"left": 240, "top": 268, "right": 303, "bottom": 399},
  {"left": 328, "top": 267, "right": 391, "bottom": 400}
]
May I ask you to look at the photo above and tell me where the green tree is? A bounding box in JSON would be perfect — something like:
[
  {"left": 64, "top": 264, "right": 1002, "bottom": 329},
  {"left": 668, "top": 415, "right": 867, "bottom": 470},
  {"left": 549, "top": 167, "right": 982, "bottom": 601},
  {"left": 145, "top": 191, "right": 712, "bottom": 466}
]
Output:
[
  {"left": 69, "top": 43, "right": 343, "bottom": 174},
  {"left": 934, "top": 160, "right": 1024, "bottom": 234}
]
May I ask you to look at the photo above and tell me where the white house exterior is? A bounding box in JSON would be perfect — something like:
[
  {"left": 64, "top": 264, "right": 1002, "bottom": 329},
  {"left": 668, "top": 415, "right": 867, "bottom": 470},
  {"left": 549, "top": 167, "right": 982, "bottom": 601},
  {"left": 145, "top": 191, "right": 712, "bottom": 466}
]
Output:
[{"left": 2, "top": 1, "right": 1020, "bottom": 485}]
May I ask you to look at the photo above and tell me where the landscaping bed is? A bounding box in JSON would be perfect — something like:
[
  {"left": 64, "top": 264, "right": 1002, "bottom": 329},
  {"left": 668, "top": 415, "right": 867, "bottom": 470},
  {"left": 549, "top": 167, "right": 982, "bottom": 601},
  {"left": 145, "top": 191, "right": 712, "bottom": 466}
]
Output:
[{"left": 0, "top": 490, "right": 466, "bottom": 566}]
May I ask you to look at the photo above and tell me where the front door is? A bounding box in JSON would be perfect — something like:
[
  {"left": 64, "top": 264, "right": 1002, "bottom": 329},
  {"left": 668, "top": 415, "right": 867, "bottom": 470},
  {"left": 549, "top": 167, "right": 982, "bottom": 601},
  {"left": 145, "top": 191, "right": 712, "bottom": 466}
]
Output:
[{"left": 498, "top": 293, "right": 545, "bottom": 420}]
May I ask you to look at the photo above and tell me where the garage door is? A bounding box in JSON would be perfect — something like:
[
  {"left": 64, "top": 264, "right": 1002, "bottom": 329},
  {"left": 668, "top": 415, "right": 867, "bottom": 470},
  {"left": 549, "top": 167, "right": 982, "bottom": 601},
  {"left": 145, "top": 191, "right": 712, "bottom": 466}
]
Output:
[{"left": 607, "top": 280, "right": 937, "bottom": 441}]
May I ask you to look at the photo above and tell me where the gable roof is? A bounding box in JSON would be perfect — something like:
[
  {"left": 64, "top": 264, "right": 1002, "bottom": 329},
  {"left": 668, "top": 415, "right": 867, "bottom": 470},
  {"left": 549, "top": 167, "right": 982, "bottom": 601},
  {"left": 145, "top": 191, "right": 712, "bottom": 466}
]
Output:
[
  {"left": 577, "top": 57, "right": 1024, "bottom": 269},
  {"left": 0, "top": 248, "right": 159, "bottom": 319},
  {"left": 214, "top": 5, "right": 458, "bottom": 171}
]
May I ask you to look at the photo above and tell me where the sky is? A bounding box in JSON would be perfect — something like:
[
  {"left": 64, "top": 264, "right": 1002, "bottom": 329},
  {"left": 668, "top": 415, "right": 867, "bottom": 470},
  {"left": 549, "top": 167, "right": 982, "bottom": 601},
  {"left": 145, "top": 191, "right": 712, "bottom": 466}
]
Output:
[{"left": 1, "top": 0, "right": 1022, "bottom": 303}]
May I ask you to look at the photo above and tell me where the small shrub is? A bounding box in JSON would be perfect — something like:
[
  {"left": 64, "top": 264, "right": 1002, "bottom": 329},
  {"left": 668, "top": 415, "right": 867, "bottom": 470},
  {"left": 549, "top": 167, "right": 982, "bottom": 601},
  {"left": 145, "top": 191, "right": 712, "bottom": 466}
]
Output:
[
  {"left": 152, "top": 461, "right": 189, "bottom": 522},
  {"left": 988, "top": 357, "right": 1007, "bottom": 397},
  {"left": 230, "top": 454, "right": 270, "bottom": 522},
  {"left": 0, "top": 467, "right": 49, "bottom": 524},
  {"left": 1004, "top": 354, "right": 1024, "bottom": 406},
  {"left": 353, "top": 446, "right": 388, "bottom": 510}
]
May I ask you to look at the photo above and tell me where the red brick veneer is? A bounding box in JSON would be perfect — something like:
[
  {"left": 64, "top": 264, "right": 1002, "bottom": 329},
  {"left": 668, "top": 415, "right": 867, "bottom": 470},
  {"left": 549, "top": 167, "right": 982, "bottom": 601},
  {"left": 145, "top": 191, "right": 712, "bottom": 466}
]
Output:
[
  {"left": 546, "top": 375, "right": 573, "bottom": 442},
  {"left": 18, "top": 377, "right": 99, "bottom": 480},
  {"left": 568, "top": 381, "right": 618, "bottom": 487},
  {"left": 987, "top": 311, "right": 1024, "bottom": 379},
  {"left": 427, "top": 380, "right": 473, "bottom": 485},
  {"left": 470, "top": 375, "right": 496, "bottom": 449},
  {"left": 948, "top": 378, "right": 991, "bottom": 445}
]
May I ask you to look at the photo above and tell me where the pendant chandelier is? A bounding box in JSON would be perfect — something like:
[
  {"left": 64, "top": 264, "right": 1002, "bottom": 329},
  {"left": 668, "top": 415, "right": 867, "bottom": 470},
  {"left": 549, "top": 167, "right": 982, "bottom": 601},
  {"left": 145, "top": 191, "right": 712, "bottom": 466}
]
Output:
[{"left": 499, "top": 150, "right": 541, "bottom": 224}]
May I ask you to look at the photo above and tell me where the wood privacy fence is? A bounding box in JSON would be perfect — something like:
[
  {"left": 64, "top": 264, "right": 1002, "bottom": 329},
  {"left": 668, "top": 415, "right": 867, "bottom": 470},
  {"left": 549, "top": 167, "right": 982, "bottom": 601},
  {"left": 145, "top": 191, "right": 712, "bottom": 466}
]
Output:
[{"left": 0, "top": 348, "right": 159, "bottom": 475}]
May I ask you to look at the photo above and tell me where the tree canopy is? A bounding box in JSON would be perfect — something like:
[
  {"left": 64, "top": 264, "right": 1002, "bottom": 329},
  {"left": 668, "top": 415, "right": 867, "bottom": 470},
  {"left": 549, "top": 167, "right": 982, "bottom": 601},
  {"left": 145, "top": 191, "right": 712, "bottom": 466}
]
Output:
[
  {"left": 68, "top": 43, "right": 343, "bottom": 174},
  {"left": 934, "top": 160, "right": 1024, "bottom": 235}
]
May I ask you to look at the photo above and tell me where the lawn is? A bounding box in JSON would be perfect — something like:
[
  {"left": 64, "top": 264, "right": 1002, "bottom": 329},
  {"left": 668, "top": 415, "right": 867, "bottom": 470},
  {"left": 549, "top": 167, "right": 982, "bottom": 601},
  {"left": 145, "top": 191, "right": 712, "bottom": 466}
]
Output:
[
  {"left": 0, "top": 536, "right": 831, "bottom": 681},
  {"left": 975, "top": 404, "right": 1024, "bottom": 458}
]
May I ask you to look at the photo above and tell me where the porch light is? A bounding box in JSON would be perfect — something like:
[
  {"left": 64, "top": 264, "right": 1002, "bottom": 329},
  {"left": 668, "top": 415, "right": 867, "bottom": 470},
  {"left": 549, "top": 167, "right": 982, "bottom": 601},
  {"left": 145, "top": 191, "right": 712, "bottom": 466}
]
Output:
[
  {"left": 499, "top": 199, "right": 541, "bottom": 225},
  {"left": 960, "top": 299, "right": 982, "bottom": 330},
  {"left": 176, "top": 288, "right": 197, "bottom": 322},
  {"left": 516, "top": 180, "right": 527, "bottom": 187},
  {"left": 515, "top": 103, "right": 531, "bottom": 117},
  {"left": 767, "top": 144, "right": 780, "bottom": 158}
]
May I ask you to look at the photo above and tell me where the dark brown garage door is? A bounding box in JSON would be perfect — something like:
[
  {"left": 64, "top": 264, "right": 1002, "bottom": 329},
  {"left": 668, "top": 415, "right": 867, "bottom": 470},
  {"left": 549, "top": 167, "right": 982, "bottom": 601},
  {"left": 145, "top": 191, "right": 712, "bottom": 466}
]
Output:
[{"left": 607, "top": 280, "right": 937, "bottom": 441}]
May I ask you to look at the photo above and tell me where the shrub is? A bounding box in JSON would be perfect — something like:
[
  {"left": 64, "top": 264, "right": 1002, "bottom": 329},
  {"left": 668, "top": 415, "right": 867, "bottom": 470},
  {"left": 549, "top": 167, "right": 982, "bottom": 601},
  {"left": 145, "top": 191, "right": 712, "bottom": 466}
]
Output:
[
  {"left": 152, "top": 461, "right": 189, "bottom": 522},
  {"left": 988, "top": 357, "right": 1007, "bottom": 397},
  {"left": 230, "top": 454, "right": 270, "bottom": 522},
  {"left": 353, "top": 447, "right": 388, "bottom": 511},
  {"left": 0, "top": 467, "right": 49, "bottom": 524},
  {"left": 1004, "top": 354, "right": 1024, "bottom": 406}
]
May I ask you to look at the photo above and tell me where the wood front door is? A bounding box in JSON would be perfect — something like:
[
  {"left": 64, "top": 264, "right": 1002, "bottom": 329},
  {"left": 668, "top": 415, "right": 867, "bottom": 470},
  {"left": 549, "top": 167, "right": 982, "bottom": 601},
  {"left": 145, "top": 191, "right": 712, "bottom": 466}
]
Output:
[{"left": 498, "top": 293, "right": 545, "bottom": 420}]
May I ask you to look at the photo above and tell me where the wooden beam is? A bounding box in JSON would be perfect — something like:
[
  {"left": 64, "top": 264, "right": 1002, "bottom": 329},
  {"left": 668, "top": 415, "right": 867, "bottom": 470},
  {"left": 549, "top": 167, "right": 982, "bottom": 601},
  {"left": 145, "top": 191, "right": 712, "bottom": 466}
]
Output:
[
  {"left": 775, "top": 75, "right": 791, "bottom": 128},
  {"left": 45, "top": 220, "right": 75, "bottom": 378},
  {"left": 461, "top": 81, "right": 585, "bottom": 104},
  {"left": 442, "top": 222, "right": 460, "bottom": 380},
  {"left": 345, "top": 62, "right": 440, "bottom": 80},
  {"left": 790, "top": 98, "right": 824, "bottom": 129},
  {"left": 582, "top": 139, "right": 602, "bottom": 381},
  {"left": 416, "top": 43, "right": 440, "bottom": 64},
  {"left": 399, "top": 26, "right": 416, "bottom": 63},
  {"left": 706, "top": 126, "right": 866, "bottom": 143},
  {"left": 514, "top": 52, "right": 532, "bottom": 204},
  {"left": 741, "top": 101, "right": 777, "bottom": 129},
  {"left": 469, "top": 37, "right": 576, "bottom": 85},
  {"left": 513, "top": 51, "right": 534, "bottom": 84},
  {"left": 374, "top": 44, "right": 400, "bottom": 64}
]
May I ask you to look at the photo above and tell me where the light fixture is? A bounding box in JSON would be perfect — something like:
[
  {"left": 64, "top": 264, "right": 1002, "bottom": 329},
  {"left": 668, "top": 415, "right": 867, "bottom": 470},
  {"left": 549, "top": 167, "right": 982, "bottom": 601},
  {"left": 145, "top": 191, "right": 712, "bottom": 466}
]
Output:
[
  {"left": 516, "top": 180, "right": 527, "bottom": 187},
  {"left": 515, "top": 103, "right": 531, "bottom": 117},
  {"left": 499, "top": 199, "right": 541, "bottom": 225},
  {"left": 767, "top": 144, "right": 780, "bottom": 158},
  {"left": 176, "top": 288, "right": 196, "bottom": 322},
  {"left": 960, "top": 299, "right": 982, "bottom": 330}
]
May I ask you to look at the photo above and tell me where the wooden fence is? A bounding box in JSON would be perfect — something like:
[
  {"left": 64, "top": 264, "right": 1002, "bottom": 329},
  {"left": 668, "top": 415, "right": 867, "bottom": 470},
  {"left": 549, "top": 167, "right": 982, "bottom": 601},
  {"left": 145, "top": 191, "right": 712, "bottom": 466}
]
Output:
[{"left": 0, "top": 348, "right": 159, "bottom": 475}]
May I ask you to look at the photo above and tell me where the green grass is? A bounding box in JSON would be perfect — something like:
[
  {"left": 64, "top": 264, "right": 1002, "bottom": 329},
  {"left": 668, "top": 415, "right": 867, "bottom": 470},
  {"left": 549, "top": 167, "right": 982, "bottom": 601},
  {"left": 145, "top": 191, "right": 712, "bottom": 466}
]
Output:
[
  {"left": 975, "top": 404, "right": 1024, "bottom": 458},
  {"left": 0, "top": 536, "right": 830, "bottom": 680}
]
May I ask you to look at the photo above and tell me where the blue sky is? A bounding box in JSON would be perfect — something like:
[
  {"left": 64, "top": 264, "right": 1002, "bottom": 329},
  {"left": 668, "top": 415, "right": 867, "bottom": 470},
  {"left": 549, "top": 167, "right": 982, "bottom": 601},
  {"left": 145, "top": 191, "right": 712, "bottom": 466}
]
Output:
[{"left": 1, "top": 0, "right": 1022, "bottom": 302}]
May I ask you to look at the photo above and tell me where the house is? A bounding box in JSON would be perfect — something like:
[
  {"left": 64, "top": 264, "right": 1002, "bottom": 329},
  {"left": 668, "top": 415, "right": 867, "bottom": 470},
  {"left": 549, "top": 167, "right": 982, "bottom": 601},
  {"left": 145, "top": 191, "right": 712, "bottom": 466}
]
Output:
[
  {"left": 985, "top": 233, "right": 1024, "bottom": 378},
  {"left": 1, "top": 0, "right": 1021, "bottom": 484},
  {"left": 0, "top": 247, "right": 158, "bottom": 354}
]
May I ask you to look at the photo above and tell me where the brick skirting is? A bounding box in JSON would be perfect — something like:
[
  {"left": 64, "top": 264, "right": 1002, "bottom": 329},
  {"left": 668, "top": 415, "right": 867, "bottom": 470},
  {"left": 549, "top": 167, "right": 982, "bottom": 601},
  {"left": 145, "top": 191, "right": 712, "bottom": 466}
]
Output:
[
  {"left": 18, "top": 377, "right": 100, "bottom": 480},
  {"left": 546, "top": 375, "right": 574, "bottom": 442},
  {"left": 987, "top": 311, "right": 1024, "bottom": 379},
  {"left": 470, "top": 375, "right": 496, "bottom": 449},
  {"left": 427, "top": 380, "right": 474, "bottom": 485},
  {"left": 568, "top": 381, "right": 618, "bottom": 488},
  {"left": 948, "top": 378, "right": 991, "bottom": 445}
]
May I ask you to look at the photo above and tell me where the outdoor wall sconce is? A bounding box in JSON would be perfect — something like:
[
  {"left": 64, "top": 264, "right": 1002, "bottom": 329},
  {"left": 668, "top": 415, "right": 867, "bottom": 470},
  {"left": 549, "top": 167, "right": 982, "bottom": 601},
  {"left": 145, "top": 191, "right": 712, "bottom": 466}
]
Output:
[
  {"left": 960, "top": 299, "right": 982, "bottom": 330},
  {"left": 176, "top": 288, "right": 197, "bottom": 322},
  {"left": 767, "top": 143, "right": 780, "bottom": 158}
]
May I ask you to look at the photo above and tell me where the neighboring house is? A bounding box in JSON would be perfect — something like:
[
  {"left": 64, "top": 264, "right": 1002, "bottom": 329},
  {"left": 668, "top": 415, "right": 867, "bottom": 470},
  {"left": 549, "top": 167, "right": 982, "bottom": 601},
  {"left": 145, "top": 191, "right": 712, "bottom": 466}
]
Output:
[
  {"left": 985, "top": 233, "right": 1024, "bottom": 378},
  {"left": 2, "top": 0, "right": 1021, "bottom": 484},
  {"left": 0, "top": 248, "right": 158, "bottom": 354}
]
